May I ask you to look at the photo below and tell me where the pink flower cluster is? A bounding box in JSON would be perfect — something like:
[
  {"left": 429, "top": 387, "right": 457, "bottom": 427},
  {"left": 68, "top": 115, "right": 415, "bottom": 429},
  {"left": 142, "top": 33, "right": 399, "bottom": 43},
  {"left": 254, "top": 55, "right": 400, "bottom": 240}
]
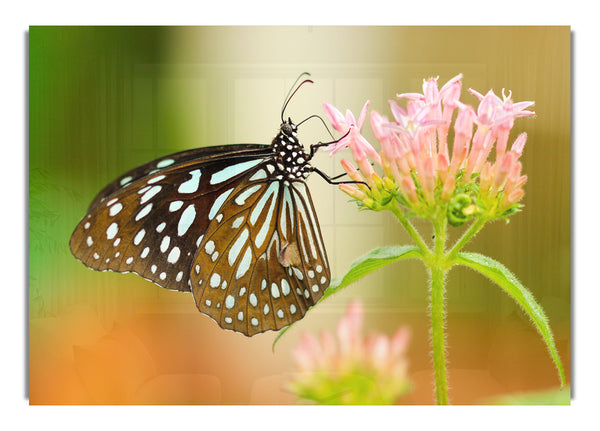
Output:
[
  {"left": 290, "top": 300, "right": 411, "bottom": 404},
  {"left": 323, "top": 74, "right": 534, "bottom": 214}
]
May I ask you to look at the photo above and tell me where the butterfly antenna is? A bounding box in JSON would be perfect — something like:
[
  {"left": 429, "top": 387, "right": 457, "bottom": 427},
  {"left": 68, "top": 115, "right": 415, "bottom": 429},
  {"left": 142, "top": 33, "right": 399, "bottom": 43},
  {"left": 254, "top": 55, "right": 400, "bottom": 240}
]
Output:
[
  {"left": 297, "top": 114, "right": 335, "bottom": 141},
  {"left": 281, "top": 72, "right": 313, "bottom": 122}
]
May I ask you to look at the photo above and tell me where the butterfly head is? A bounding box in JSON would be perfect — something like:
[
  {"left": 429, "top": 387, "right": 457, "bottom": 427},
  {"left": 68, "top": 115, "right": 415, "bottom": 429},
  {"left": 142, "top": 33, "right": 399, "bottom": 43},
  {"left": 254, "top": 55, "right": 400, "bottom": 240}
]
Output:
[{"left": 280, "top": 117, "right": 297, "bottom": 137}]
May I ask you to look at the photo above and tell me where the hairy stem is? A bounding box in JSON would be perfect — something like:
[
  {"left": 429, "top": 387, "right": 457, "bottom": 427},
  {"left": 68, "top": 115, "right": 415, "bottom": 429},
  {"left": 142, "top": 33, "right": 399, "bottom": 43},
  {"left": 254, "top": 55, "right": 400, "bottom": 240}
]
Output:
[
  {"left": 446, "top": 217, "right": 487, "bottom": 261},
  {"left": 430, "top": 213, "right": 449, "bottom": 405},
  {"left": 430, "top": 265, "right": 449, "bottom": 405},
  {"left": 389, "top": 204, "right": 431, "bottom": 257}
]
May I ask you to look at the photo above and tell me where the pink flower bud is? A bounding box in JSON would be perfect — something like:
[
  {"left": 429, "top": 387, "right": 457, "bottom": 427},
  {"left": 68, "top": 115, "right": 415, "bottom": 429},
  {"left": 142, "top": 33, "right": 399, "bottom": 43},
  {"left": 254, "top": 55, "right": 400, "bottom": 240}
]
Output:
[
  {"left": 437, "top": 153, "right": 449, "bottom": 184},
  {"left": 493, "top": 152, "right": 515, "bottom": 192},
  {"left": 341, "top": 159, "right": 365, "bottom": 184},
  {"left": 479, "top": 161, "right": 493, "bottom": 192},
  {"left": 339, "top": 184, "right": 367, "bottom": 201},
  {"left": 356, "top": 155, "right": 376, "bottom": 187},
  {"left": 494, "top": 127, "right": 510, "bottom": 159},
  {"left": 441, "top": 175, "right": 455, "bottom": 201},
  {"left": 421, "top": 156, "right": 436, "bottom": 203},
  {"left": 440, "top": 74, "right": 463, "bottom": 109},
  {"left": 506, "top": 188, "right": 525, "bottom": 205},
  {"left": 401, "top": 176, "right": 418, "bottom": 204},
  {"left": 454, "top": 104, "right": 475, "bottom": 139},
  {"left": 474, "top": 89, "right": 500, "bottom": 128},
  {"left": 510, "top": 132, "right": 527, "bottom": 157}
]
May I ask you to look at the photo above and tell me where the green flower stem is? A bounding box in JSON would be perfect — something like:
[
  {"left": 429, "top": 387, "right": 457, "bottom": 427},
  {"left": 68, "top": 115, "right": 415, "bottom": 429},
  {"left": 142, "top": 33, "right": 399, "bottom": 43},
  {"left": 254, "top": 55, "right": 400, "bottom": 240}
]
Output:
[
  {"left": 430, "top": 264, "right": 449, "bottom": 405},
  {"left": 388, "top": 203, "right": 431, "bottom": 257},
  {"left": 446, "top": 217, "right": 487, "bottom": 261},
  {"left": 429, "top": 212, "right": 449, "bottom": 405}
]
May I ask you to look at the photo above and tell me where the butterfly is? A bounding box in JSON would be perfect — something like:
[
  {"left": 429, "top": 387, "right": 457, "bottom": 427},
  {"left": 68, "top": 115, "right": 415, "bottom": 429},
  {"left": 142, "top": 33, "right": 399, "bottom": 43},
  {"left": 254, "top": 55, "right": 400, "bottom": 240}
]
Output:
[{"left": 70, "top": 73, "right": 351, "bottom": 336}]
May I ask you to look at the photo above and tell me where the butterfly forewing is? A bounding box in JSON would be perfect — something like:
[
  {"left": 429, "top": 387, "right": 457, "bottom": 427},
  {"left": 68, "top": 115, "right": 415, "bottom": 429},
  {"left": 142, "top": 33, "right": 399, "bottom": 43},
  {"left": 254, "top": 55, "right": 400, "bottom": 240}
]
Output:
[
  {"left": 190, "top": 172, "right": 330, "bottom": 336},
  {"left": 86, "top": 144, "right": 270, "bottom": 212},
  {"left": 70, "top": 150, "right": 273, "bottom": 293}
]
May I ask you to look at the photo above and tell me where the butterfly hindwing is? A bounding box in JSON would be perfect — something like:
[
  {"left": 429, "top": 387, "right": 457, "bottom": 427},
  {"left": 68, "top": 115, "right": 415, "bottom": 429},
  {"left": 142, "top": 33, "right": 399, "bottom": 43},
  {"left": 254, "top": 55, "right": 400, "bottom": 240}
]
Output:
[
  {"left": 190, "top": 170, "right": 330, "bottom": 336},
  {"left": 69, "top": 150, "right": 274, "bottom": 292}
]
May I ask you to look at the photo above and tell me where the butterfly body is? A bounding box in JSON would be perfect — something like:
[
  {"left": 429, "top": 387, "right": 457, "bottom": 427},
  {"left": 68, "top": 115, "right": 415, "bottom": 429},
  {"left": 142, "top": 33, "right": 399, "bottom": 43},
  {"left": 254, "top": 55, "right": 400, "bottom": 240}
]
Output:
[{"left": 70, "top": 118, "right": 330, "bottom": 336}]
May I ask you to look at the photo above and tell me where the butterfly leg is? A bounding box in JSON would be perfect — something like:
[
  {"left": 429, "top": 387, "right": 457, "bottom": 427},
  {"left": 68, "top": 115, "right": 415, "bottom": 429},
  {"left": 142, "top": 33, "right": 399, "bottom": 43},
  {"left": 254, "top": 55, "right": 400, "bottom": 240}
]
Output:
[
  {"left": 307, "top": 130, "right": 351, "bottom": 160},
  {"left": 309, "top": 166, "right": 370, "bottom": 188}
]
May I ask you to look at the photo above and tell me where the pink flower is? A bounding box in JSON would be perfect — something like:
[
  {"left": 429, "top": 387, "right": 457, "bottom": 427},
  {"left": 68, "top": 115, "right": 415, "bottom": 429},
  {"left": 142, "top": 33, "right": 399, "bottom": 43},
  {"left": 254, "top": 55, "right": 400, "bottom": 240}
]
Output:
[
  {"left": 322, "top": 101, "right": 381, "bottom": 164},
  {"left": 289, "top": 300, "right": 412, "bottom": 404},
  {"left": 323, "top": 74, "right": 533, "bottom": 221}
]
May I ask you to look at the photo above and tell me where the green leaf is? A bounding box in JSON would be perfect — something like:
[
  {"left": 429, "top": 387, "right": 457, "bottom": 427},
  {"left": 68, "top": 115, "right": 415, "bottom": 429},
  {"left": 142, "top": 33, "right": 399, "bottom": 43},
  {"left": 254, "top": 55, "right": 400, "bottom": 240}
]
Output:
[
  {"left": 452, "top": 252, "right": 566, "bottom": 388},
  {"left": 273, "top": 245, "right": 423, "bottom": 351},
  {"left": 322, "top": 245, "right": 423, "bottom": 301}
]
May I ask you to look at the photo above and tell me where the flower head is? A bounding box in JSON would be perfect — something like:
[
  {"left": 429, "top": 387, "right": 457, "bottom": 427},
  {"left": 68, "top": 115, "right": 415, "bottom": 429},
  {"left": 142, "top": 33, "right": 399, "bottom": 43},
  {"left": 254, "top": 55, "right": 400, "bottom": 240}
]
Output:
[
  {"left": 288, "top": 300, "right": 411, "bottom": 405},
  {"left": 324, "top": 75, "right": 534, "bottom": 224}
]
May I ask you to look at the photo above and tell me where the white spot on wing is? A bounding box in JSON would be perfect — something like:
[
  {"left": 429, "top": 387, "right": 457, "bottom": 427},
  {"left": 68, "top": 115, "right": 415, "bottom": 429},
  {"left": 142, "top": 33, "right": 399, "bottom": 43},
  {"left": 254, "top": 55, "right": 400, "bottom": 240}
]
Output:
[
  {"left": 147, "top": 175, "right": 165, "bottom": 184},
  {"left": 156, "top": 158, "right": 175, "bottom": 168},
  {"left": 120, "top": 176, "right": 132, "bottom": 186},
  {"left": 235, "top": 184, "right": 262, "bottom": 205},
  {"left": 167, "top": 246, "right": 180, "bottom": 264},
  {"left": 271, "top": 283, "right": 280, "bottom": 298},
  {"left": 160, "top": 236, "right": 170, "bottom": 253},
  {"left": 134, "top": 229, "right": 145, "bottom": 245},
  {"left": 135, "top": 203, "right": 153, "bottom": 221},
  {"left": 250, "top": 182, "right": 279, "bottom": 225},
  {"left": 249, "top": 169, "right": 267, "bottom": 181},
  {"left": 210, "top": 159, "right": 264, "bottom": 184},
  {"left": 235, "top": 246, "right": 252, "bottom": 280},
  {"left": 140, "top": 185, "right": 161, "bottom": 205},
  {"left": 232, "top": 216, "right": 244, "bottom": 229},
  {"left": 178, "top": 169, "right": 201, "bottom": 194},
  {"left": 178, "top": 204, "right": 196, "bottom": 236},
  {"left": 169, "top": 201, "right": 183, "bottom": 212},
  {"left": 210, "top": 273, "right": 221, "bottom": 288},
  {"left": 106, "top": 222, "right": 118, "bottom": 240},
  {"left": 228, "top": 228, "right": 249, "bottom": 266},
  {"left": 109, "top": 202, "right": 123, "bottom": 216},
  {"left": 209, "top": 188, "right": 234, "bottom": 220}
]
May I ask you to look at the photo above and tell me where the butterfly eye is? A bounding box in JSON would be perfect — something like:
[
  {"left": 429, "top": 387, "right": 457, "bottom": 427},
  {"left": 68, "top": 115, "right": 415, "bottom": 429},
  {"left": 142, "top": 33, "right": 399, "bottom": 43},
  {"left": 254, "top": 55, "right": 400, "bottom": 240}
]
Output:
[{"left": 281, "top": 122, "right": 294, "bottom": 136}]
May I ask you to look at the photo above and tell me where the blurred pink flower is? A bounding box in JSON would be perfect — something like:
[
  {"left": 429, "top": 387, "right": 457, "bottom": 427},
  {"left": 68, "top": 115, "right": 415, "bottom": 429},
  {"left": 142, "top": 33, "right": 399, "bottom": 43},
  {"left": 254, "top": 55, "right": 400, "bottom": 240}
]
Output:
[{"left": 289, "top": 300, "right": 411, "bottom": 405}]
